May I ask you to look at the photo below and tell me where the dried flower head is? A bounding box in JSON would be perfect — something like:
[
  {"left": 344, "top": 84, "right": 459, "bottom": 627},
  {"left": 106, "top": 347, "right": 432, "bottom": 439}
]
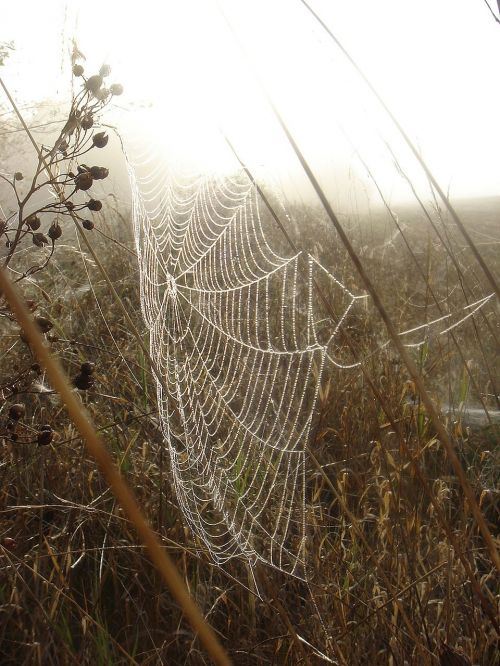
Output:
[
  {"left": 110, "top": 83, "right": 124, "bottom": 96},
  {"left": 37, "top": 426, "right": 54, "bottom": 447},
  {"left": 80, "top": 361, "right": 95, "bottom": 376},
  {"left": 75, "top": 171, "right": 93, "bottom": 191},
  {"left": 95, "top": 88, "right": 109, "bottom": 102},
  {"left": 1, "top": 537, "right": 17, "bottom": 551},
  {"left": 92, "top": 132, "right": 108, "bottom": 148},
  {"left": 48, "top": 221, "right": 62, "bottom": 241},
  {"left": 32, "top": 233, "right": 49, "bottom": 247},
  {"left": 81, "top": 114, "right": 94, "bottom": 130},
  {"left": 85, "top": 74, "right": 103, "bottom": 94},
  {"left": 87, "top": 199, "right": 102, "bottom": 212},
  {"left": 73, "top": 372, "right": 94, "bottom": 390},
  {"left": 26, "top": 214, "right": 41, "bottom": 230},
  {"left": 35, "top": 316, "right": 53, "bottom": 333},
  {"left": 90, "top": 166, "right": 109, "bottom": 180},
  {"left": 8, "top": 403, "right": 25, "bottom": 421}
]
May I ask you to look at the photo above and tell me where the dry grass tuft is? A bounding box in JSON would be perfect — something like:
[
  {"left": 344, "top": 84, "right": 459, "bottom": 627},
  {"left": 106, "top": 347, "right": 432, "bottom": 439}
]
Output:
[{"left": 0, "top": 193, "right": 499, "bottom": 664}]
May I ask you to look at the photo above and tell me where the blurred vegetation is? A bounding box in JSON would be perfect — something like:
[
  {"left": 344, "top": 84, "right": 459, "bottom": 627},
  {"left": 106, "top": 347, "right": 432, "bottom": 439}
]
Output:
[{"left": 0, "top": 42, "right": 14, "bottom": 68}]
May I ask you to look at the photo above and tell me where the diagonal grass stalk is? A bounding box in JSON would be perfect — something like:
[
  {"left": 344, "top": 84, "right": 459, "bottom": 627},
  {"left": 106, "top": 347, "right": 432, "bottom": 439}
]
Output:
[{"left": 299, "top": 0, "right": 500, "bottom": 302}]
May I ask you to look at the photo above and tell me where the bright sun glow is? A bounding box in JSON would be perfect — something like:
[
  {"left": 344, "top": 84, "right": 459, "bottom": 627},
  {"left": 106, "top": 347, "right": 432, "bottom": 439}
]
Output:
[{"left": 2, "top": 0, "right": 500, "bottom": 204}]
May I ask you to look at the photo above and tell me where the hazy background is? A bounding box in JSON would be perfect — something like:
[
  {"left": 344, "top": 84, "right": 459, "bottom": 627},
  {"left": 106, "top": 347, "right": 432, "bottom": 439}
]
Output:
[{"left": 1, "top": 0, "right": 500, "bottom": 211}]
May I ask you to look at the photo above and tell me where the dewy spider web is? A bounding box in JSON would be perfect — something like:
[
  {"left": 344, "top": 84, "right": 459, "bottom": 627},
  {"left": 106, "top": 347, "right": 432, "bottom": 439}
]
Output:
[
  {"left": 127, "top": 133, "right": 497, "bottom": 578},
  {"left": 127, "top": 139, "right": 367, "bottom": 578}
]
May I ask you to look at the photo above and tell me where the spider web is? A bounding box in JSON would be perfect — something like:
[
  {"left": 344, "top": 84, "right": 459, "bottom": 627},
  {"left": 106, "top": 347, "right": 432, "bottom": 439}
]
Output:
[
  {"left": 127, "top": 141, "right": 365, "bottom": 578},
  {"left": 126, "top": 132, "right": 496, "bottom": 578}
]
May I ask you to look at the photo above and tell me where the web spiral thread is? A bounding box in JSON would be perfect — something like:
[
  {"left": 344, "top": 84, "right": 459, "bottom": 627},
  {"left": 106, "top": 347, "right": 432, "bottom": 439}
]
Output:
[{"left": 127, "top": 142, "right": 365, "bottom": 577}]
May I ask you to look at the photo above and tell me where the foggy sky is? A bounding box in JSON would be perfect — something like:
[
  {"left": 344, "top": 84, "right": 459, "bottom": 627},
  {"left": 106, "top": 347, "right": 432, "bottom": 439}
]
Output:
[{"left": 1, "top": 0, "right": 499, "bottom": 208}]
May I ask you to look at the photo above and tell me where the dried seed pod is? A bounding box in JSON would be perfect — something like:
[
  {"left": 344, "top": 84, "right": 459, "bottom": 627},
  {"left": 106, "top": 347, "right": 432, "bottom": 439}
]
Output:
[
  {"left": 73, "top": 372, "right": 94, "bottom": 390},
  {"left": 81, "top": 114, "right": 93, "bottom": 130},
  {"left": 110, "top": 83, "right": 124, "bottom": 96},
  {"left": 85, "top": 74, "right": 103, "bottom": 94},
  {"left": 26, "top": 214, "right": 41, "bottom": 230},
  {"left": 1, "top": 537, "right": 16, "bottom": 550},
  {"left": 75, "top": 171, "right": 93, "bottom": 191},
  {"left": 37, "top": 427, "right": 53, "bottom": 446},
  {"left": 89, "top": 166, "right": 109, "bottom": 180},
  {"left": 99, "top": 64, "right": 111, "bottom": 78},
  {"left": 14, "top": 172, "right": 23, "bottom": 181},
  {"left": 9, "top": 403, "right": 25, "bottom": 420},
  {"left": 82, "top": 219, "right": 94, "bottom": 231},
  {"left": 48, "top": 221, "right": 62, "bottom": 241},
  {"left": 80, "top": 361, "right": 95, "bottom": 376},
  {"left": 32, "top": 233, "right": 49, "bottom": 247},
  {"left": 65, "top": 201, "right": 75, "bottom": 211},
  {"left": 95, "top": 88, "right": 109, "bottom": 101},
  {"left": 73, "top": 63, "right": 84, "bottom": 77},
  {"left": 87, "top": 199, "right": 102, "bottom": 212},
  {"left": 35, "top": 316, "right": 53, "bottom": 333},
  {"left": 92, "top": 132, "right": 108, "bottom": 148}
]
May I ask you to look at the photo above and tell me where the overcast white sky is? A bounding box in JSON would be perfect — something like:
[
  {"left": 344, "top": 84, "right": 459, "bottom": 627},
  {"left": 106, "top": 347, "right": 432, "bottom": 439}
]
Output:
[{"left": 1, "top": 0, "right": 499, "bottom": 206}]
